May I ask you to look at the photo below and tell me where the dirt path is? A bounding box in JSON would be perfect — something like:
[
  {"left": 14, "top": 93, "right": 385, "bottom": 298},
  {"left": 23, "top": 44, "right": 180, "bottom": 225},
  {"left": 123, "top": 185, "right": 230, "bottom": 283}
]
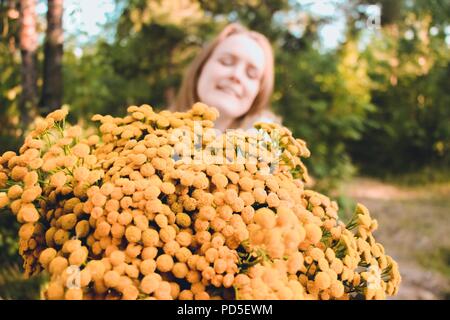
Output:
[{"left": 341, "top": 177, "right": 450, "bottom": 300}]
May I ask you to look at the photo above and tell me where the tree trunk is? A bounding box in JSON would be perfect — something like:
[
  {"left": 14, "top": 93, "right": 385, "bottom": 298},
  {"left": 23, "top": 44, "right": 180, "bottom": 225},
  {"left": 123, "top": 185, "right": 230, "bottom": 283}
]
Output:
[
  {"left": 19, "top": 0, "right": 38, "bottom": 132},
  {"left": 40, "top": 0, "right": 63, "bottom": 115},
  {"left": 7, "top": 0, "right": 18, "bottom": 18},
  {"left": 3, "top": 0, "right": 20, "bottom": 53},
  {"left": 379, "top": 0, "right": 402, "bottom": 26}
]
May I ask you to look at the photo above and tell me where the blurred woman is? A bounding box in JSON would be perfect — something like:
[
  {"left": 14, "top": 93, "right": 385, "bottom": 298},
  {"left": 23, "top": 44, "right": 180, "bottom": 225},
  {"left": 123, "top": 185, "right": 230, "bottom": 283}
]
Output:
[{"left": 172, "top": 23, "right": 281, "bottom": 132}]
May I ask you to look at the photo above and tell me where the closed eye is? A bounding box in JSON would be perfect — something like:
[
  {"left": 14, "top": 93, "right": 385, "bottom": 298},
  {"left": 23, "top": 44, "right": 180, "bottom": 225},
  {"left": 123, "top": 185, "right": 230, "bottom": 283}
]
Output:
[
  {"left": 247, "top": 65, "right": 260, "bottom": 80},
  {"left": 219, "top": 55, "right": 235, "bottom": 66}
]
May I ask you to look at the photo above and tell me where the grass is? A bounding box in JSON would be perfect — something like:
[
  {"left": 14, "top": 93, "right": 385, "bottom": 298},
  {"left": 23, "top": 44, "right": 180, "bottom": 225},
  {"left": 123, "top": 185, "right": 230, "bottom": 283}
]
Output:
[
  {"left": 335, "top": 194, "right": 357, "bottom": 223},
  {"left": 0, "top": 264, "right": 47, "bottom": 300},
  {"left": 416, "top": 246, "right": 450, "bottom": 279}
]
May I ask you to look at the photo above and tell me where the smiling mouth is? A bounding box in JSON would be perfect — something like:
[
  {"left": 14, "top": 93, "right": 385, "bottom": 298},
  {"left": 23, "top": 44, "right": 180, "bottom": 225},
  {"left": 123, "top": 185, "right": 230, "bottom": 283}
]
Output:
[{"left": 217, "top": 85, "right": 241, "bottom": 99}]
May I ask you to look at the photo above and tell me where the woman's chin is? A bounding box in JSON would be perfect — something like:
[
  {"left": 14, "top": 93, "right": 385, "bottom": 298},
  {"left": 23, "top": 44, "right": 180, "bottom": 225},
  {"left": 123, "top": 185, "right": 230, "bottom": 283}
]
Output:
[
  {"left": 212, "top": 100, "right": 249, "bottom": 118},
  {"left": 216, "top": 107, "right": 247, "bottom": 120}
]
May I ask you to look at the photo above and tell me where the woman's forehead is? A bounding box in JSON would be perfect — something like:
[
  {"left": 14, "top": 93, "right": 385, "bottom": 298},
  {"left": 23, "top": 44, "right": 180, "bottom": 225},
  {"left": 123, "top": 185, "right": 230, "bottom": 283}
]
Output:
[{"left": 213, "top": 34, "right": 265, "bottom": 68}]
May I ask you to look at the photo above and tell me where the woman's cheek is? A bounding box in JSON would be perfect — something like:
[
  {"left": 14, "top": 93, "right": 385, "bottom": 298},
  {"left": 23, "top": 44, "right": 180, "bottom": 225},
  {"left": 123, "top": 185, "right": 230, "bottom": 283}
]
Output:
[
  {"left": 210, "top": 62, "right": 229, "bottom": 78},
  {"left": 247, "top": 81, "right": 260, "bottom": 101},
  {"left": 201, "top": 62, "right": 220, "bottom": 86}
]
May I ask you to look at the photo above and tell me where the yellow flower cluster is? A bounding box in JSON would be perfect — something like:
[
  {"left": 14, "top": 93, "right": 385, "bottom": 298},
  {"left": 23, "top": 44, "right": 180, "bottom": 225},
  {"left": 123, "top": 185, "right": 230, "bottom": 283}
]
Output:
[{"left": 0, "top": 103, "right": 400, "bottom": 300}]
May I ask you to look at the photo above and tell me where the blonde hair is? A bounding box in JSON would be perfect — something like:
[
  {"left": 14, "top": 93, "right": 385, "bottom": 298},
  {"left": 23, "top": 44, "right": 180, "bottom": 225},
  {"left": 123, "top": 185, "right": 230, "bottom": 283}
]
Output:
[{"left": 172, "top": 23, "right": 275, "bottom": 129}]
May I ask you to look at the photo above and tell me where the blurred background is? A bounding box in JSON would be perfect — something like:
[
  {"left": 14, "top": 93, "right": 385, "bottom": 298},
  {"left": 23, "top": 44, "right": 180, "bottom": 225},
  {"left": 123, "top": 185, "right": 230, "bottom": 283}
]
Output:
[{"left": 0, "top": 0, "right": 449, "bottom": 299}]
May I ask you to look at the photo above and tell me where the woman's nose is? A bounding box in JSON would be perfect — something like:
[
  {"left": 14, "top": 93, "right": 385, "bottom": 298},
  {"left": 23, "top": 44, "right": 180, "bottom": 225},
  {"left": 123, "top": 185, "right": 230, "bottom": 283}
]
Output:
[
  {"left": 229, "top": 64, "right": 246, "bottom": 84},
  {"left": 229, "top": 73, "right": 241, "bottom": 84}
]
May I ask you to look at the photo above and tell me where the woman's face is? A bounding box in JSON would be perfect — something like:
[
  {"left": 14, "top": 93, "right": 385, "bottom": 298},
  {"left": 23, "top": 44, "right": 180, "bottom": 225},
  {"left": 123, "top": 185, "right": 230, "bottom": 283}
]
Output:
[{"left": 197, "top": 34, "right": 265, "bottom": 119}]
